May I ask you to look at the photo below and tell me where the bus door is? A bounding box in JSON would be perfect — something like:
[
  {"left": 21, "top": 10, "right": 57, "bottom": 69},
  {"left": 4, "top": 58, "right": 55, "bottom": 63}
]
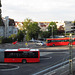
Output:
[{"left": 47, "top": 40, "right": 51, "bottom": 46}]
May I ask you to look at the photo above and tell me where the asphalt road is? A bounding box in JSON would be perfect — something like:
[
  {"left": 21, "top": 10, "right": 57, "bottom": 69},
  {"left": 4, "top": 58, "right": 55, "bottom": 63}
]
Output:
[
  {"left": 0, "top": 42, "right": 74, "bottom": 75},
  {"left": 0, "top": 52, "right": 69, "bottom": 75}
]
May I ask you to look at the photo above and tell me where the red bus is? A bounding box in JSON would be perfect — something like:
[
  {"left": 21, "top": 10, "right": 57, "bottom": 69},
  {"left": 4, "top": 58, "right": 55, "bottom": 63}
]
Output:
[
  {"left": 0, "top": 48, "right": 40, "bottom": 63},
  {"left": 46, "top": 38, "right": 75, "bottom": 46}
]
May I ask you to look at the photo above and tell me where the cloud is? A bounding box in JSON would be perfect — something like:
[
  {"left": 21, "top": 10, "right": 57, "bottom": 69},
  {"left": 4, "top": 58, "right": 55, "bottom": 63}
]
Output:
[{"left": 1, "top": 0, "right": 75, "bottom": 21}]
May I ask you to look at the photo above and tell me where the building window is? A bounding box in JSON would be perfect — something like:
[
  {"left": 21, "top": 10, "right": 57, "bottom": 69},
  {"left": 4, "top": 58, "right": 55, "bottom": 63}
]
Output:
[{"left": 9, "top": 31, "right": 11, "bottom": 33}]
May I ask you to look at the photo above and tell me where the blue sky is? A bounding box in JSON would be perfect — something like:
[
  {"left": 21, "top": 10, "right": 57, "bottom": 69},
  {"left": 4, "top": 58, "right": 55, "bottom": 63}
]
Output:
[{"left": 1, "top": 0, "right": 75, "bottom": 22}]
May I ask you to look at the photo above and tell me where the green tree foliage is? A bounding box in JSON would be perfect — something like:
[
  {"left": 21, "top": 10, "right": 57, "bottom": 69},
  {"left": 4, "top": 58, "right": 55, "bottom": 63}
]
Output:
[
  {"left": 23, "top": 18, "right": 32, "bottom": 30},
  {"left": 26, "top": 33, "right": 31, "bottom": 41},
  {"left": 17, "top": 30, "right": 24, "bottom": 42},
  {"left": 40, "top": 31, "right": 50, "bottom": 38},
  {"left": 48, "top": 22, "right": 57, "bottom": 36},
  {"left": 26, "top": 22, "right": 40, "bottom": 40},
  {"left": 9, "top": 34, "right": 16, "bottom": 38},
  {"left": 9, "top": 34, "right": 17, "bottom": 42},
  {"left": 23, "top": 19, "right": 40, "bottom": 41}
]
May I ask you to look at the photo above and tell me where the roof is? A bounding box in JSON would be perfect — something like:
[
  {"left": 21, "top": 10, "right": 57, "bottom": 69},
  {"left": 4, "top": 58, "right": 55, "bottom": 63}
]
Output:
[
  {"left": 3, "top": 48, "right": 39, "bottom": 52},
  {"left": 47, "top": 38, "right": 70, "bottom": 40},
  {"left": 5, "top": 49, "right": 18, "bottom": 51}
]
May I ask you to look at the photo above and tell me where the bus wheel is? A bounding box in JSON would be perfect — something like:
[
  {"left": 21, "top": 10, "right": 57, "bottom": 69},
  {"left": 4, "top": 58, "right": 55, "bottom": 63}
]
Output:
[
  {"left": 22, "top": 60, "right": 26, "bottom": 64},
  {"left": 53, "top": 44, "right": 55, "bottom": 47}
]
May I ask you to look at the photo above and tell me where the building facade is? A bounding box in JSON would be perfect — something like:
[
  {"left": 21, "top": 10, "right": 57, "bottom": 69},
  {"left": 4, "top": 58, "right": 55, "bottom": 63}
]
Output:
[
  {"left": 38, "top": 21, "right": 65, "bottom": 32},
  {"left": 64, "top": 21, "right": 74, "bottom": 33},
  {"left": 38, "top": 22, "right": 50, "bottom": 31},
  {"left": 0, "top": 16, "right": 18, "bottom": 37}
]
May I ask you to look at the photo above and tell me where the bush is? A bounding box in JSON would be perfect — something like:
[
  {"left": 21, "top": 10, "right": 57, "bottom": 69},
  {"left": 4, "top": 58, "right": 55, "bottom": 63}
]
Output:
[
  {"left": 0, "top": 39, "right": 2, "bottom": 44},
  {"left": 2, "top": 37, "right": 13, "bottom": 43},
  {"left": 0, "top": 35, "right": 17, "bottom": 44},
  {"left": 0, "top": 31, "right": 24, "bottom": 44}
]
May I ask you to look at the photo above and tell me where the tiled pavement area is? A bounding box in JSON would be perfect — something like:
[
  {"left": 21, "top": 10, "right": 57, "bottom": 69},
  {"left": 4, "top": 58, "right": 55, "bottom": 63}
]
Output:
[{"left": 0, "top": 42, "right": 70, "bottom": 49}]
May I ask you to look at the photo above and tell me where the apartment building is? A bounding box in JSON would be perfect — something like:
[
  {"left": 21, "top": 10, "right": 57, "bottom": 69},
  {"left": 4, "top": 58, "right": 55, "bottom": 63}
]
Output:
[
  {"left": 0, "top": 16, "right": 18, "bottom": 37},
  {"left": 64, "top": 21, "right": 74, "bottom": 33},
  {"left": 0, "top": 19, "right": 5, "bottom": 36}
]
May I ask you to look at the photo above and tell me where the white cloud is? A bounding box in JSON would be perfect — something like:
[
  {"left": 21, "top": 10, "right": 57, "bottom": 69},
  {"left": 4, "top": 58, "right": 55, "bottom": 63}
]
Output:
[{"left": 1, "top": 0, "right": 75, "bottom": 21}]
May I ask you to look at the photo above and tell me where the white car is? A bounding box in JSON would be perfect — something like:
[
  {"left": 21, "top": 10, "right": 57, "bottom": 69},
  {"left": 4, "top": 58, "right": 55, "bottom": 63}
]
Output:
[{"left": 35, "top": 41, "right": 45, "bottom": 46}]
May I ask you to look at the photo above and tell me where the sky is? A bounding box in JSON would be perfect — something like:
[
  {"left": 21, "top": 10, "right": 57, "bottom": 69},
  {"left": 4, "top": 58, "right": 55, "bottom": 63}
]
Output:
[{"left": 1, "top": 0, "right": 75, "bottom": 22}]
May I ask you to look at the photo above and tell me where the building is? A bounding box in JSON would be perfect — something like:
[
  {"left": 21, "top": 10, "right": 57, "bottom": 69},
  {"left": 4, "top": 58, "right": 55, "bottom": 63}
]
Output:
[
  {"left": 56, "top": 21, "right": 65, "bottom": 29},
  {"left": 15, "top": 21, "right": 23, "bottom": 30},
  {"left": 38, "top": 22, "right": 50, "bottom": 31},
  {"left": 0, "top": 16, "right": 18, "bottom": 37},
  {"left": 64, "top": 21, "right": 74, "bottom": 33},
  {"left": 38, "top": 21, "right": 65, "bottom": 32}
]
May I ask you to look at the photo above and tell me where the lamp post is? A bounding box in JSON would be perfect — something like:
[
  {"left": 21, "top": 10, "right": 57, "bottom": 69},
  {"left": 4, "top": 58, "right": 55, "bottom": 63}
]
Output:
[
  {"left": 51, "top": 25, "right": 54, "bottom": 38},
  {"left": 24, "top": 28, "right": 27, "bottom": 42},
  {"left": 69, "top": 33, "right": 73, "bottom": 75}
]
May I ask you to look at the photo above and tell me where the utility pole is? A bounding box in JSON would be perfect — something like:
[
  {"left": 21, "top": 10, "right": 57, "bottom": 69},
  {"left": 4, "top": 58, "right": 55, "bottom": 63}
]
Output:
[
  {"left": 69, "top": 33, "right": 73, "bottom": 75},
  {"left": 51, "top": 25, "right": 54, "bottom": 38},
  {"left": 0, "top": 0, "right": 2, "bottom": 26}
]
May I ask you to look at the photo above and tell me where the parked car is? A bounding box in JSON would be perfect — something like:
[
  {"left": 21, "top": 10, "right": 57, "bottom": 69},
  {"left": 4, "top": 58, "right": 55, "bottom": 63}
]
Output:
[{"left": 35, "top": 41, "right": 45, "bottom": 46}]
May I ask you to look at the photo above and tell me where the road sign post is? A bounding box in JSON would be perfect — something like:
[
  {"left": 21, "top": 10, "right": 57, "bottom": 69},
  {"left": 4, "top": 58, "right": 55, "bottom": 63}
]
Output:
[{"left": 69, "top": 33, "right": 73, "bottom": 75}]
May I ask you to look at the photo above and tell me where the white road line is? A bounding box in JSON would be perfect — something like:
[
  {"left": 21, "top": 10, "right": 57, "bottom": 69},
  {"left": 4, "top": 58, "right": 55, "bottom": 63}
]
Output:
[
  {"left": 32, "top": 60, "right": 69, "bottom": 75},
  {"left": 0, "top": 64, "right": 20, "bottom": 71},
  {"left": 44, "top": 71, "right": 56, "bottom": 75},
  {"left": 60, "top": 70, "right": 69, "bottom": 75},
  {"left": 40, "top": 57, "right": 52, "bottom": 60}
]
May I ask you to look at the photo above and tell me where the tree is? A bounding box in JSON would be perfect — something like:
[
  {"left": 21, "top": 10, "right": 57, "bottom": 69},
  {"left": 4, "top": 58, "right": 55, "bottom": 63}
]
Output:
[
  {"left": 17, "top": 18, "right": 32, "bottom": 41},
  {"left": 57, "top": 25, "right": 65, "bottom": 35},
  {"left": 23, "top": 18, "right": 32, "bottom": 31},
  {"left": 27, "top": 22, "right": 40, "bottom": 40},
  {"left": 39, "top": 31, "right": 50, "bottom": 38},
  {"left": 48, "top": 22, "right": 57, "bottom": 37},
  {"left": 17, "top": 30, "right": 24, "bottom": 42}
]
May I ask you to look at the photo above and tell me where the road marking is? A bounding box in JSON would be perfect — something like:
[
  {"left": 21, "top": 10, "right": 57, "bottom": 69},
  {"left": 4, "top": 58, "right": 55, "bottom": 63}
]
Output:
[
  {"left": 32, "top": 60, "right": 69, "bottom": 75},
  {"left": 40, "top": 52, "right": 53, "bottom": 56},
  {"left": 44, "top": 71, "right": 56, "bottom": 75},
  {"left": 60, "top": 70, "right": 69, "bottom": 75},
  {"left": 40, "top": 57, "right": 52, "bottom": 60},
  {"left": 0, "top": 64, "right": 20, "bottom": 71}
]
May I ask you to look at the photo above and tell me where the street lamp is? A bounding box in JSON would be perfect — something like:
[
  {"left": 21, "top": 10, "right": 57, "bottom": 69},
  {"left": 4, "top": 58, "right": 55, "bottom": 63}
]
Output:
[
  {"left": 69, "top": 33, "right": 73, "bottom": 75},
  {"left": 24, "top": 28, "right": 27, "bottom": 41},
  {"left": 51, "top": 25, "right": 54, "bottom": 38}
]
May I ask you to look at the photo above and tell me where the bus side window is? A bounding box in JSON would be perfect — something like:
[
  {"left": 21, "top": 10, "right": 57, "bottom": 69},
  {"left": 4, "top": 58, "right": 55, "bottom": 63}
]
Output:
[
  {"left": 48, "top": 40, "right": 51, "bottom": 43},
  {"left": 22, "top": 52, "right": 28, "bottom": 58},
  {"left": 27, "top": 52, "right": 33, "bottom": 58},
  {"left": 5, "top": 52, "right": 14, "bottom": 58}
]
